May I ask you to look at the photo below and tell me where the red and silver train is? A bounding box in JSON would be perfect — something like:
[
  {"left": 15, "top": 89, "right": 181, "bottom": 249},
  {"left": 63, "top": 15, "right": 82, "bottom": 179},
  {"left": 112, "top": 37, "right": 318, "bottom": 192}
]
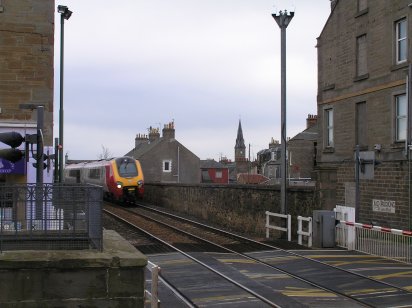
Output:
[{"left": 64, "top": 156, "right": 144, "bottom": 202}]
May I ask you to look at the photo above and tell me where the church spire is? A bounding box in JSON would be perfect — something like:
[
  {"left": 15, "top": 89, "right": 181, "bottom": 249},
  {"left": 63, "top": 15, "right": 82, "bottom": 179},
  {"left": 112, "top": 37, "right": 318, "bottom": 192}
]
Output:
[{"left": 235, "top": 120, "right": 246, "bottom": 160}]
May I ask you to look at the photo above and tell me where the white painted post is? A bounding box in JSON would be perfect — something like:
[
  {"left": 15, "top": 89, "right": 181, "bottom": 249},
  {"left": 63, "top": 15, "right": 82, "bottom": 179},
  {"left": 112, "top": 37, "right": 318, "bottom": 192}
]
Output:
[
  {"left": 287, "top": 214, "right": 291, "bottom": 242},
  {"left": 298, "top": 216, "right": 303, "bottom": 245},
  {"left": 265, "top": 211, "right": 270, "bottom": 238}
]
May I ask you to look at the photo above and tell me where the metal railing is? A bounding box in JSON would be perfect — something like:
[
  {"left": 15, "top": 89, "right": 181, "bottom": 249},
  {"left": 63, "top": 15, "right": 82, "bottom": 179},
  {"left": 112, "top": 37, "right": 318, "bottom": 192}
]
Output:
[
  {"left": 0, "top": 183, "right": 103, "bottom": 252},
  {"left": 336, "top": 221, "right": 412, "bottom": 264}
]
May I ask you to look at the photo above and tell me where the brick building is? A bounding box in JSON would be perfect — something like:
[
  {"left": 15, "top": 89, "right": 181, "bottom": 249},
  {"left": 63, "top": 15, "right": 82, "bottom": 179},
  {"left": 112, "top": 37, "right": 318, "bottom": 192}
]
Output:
[
  {"left": 0, "top": 0, "right": 55, "bottom": 183},
  {"left": 316, "top": 0, "right": 411, "bottom": 230}
]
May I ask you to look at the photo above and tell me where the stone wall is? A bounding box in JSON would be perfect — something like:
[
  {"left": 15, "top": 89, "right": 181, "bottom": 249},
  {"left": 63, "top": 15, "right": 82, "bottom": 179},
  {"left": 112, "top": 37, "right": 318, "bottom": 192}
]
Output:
[
  {"left": 143, "top": 183, "right": 319, "bottom": 239},
  {"left": 0, "top": 0, "right": 54, "bottom": 144}
]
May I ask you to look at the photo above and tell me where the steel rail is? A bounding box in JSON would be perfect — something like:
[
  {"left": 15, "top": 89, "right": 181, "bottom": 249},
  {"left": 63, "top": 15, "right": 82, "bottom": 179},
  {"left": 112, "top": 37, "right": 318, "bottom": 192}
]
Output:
[
  {"left": 103, "top": 207, "right": 282, "bottom": 308},
  {"left": 118, "top": 204, "right": 374, "bottom": 308},
  {"left": 137, "top": 202, "right": 412, "bottom": 294}
]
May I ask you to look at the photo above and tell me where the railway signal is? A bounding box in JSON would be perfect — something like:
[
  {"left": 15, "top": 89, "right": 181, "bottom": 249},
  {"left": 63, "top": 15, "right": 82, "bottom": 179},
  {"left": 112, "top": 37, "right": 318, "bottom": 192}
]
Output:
[{"left": 0, "top": 132, "right": 25, "bottom": 163}]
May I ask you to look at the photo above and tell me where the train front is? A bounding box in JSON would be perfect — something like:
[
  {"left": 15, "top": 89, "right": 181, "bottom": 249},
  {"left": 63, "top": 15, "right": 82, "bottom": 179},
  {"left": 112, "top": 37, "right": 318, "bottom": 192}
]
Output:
[{"left": 113, "top": 156, "right": 144, "bottom": 202}]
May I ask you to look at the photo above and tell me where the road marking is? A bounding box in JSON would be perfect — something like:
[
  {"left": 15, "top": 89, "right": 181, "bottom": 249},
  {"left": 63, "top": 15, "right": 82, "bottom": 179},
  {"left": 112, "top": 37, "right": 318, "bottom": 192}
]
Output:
[
  {"left": 370, "top": 270, "right": 412, "bottom": 280},
  {"left": 281, "top": 286, "right": 338, "bottom": 298}
]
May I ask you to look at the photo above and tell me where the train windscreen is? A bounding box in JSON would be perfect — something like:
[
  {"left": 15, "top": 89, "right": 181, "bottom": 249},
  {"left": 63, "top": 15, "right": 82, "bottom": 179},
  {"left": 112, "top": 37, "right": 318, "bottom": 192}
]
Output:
[{"left": 115, "top": 157, "right": 138, "bottom": 177}]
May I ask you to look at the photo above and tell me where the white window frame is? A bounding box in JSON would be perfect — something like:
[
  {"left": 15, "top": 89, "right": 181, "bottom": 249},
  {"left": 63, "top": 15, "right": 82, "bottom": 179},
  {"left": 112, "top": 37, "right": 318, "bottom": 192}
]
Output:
[
  {"left": 162, "top": 160, "right": 172, "bottom": 173},
  {"left": 215, "top": 170, "right": 223, "bottom": 179},
  {"left": 396, "top": 18, "right": 407, "bottom": 64},
  {"left": 395, "top": 94, "right": 407, "bottom": 142},
  {"left": 325, "top": 108, "right": 334, "bottom": 148}
]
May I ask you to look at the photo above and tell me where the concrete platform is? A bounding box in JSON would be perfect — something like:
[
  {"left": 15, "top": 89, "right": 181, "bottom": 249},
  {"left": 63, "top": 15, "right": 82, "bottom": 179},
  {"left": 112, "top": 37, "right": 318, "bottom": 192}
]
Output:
[{"left": 0, "top": 230, "right": 147, "bottom": 308}]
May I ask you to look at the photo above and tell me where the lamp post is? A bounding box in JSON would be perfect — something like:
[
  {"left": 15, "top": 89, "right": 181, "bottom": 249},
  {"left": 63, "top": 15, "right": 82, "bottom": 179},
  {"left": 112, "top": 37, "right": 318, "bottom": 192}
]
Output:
[
  {"left": 57, "top": 5, "right": 72, "bottom": 183},
  {"left": 273, "top": 10, "right": 294, "bottom": 215}
]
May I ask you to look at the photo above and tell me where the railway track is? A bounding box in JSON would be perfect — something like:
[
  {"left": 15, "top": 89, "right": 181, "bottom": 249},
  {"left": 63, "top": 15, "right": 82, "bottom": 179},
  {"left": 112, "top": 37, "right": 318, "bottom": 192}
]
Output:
[{"left": 103, "top": 202, "right": 412, "bottom": 307}]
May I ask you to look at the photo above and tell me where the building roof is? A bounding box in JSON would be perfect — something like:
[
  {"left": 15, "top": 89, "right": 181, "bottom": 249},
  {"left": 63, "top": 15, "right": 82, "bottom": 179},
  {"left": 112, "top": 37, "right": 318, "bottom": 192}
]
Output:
[
  {"left": 200, "top": 159, "right": 227, "bottom": 169},
  {"left": 237, "top": 173, "right": 269, "bottom": 184},
  {"left": 235, "top": 120, "right": 245, "bottom": 149},
  {"left": 289, "top": 124, "right": 318, "bottom": 142}
]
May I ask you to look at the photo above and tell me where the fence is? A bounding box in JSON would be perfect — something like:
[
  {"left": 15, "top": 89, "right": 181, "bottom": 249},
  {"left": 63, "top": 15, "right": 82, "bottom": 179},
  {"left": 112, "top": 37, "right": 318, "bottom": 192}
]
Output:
[
  {"left": 336, "top": 220, "right": 412, "bottom": 264},
  {"left": 0, "top": 183, "right": 103, "bottom": 252},
  {"left": 265, "top": 211, "right": 291, "bottom": 241},
  {"left": 145, "top": 261, "right": 161, "bottom": 308},
  {"left": 297, "top": 215, "right": 312, "bottom": 247}
]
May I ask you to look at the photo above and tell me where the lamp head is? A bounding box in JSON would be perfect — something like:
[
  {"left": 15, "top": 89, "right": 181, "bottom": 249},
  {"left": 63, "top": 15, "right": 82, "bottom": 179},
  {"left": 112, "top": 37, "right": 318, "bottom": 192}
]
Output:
[{"left": 57, "top": 5, "right": 72, "bottom": 20}]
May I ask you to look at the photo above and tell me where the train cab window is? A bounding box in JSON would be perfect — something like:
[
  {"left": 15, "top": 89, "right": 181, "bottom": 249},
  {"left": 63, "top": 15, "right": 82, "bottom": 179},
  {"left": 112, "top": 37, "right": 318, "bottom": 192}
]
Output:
[{"left": 116, "top": 157, "right": 138, "bottom": 177}]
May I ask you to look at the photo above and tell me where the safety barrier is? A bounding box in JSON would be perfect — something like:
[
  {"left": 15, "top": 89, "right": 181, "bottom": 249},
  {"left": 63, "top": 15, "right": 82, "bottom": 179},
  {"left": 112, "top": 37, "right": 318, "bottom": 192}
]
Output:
[
  {"left": 297, "top": 215, "right": 312, "bottom": 247},
  {"left": 336, "top": 220, "right": 412, "bottom": 264},
  {"left": 145, "top": 261, "right": 161, "bottom": 308},
  {"left": 265, "top": 211, "right": 291, "bottom": 241},
  {"left": 0, "top": 183, "right": 103, "bottom": 252}
]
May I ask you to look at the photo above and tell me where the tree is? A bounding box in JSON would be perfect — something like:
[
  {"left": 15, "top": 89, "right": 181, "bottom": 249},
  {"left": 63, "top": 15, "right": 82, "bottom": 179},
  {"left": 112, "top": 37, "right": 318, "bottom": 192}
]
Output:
[{"left": 98, "top": 145, "right": 112, "bottom": 160}]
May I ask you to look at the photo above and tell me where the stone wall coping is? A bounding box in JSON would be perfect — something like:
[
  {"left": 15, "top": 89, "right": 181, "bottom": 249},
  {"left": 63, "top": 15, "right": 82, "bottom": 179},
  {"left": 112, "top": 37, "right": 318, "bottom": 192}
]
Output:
[
  {"left": 146, "top": 182, "right": 315, "bottom": 192},
  {"left": 0, "top": 230, "right": 147, "bottom": 269}
]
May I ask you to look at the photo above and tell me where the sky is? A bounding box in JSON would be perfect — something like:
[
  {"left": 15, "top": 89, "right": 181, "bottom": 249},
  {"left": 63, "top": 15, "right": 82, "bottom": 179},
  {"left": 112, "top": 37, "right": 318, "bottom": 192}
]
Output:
[{"left": 54, "top": 0, "right": 331, "bottom": 161}]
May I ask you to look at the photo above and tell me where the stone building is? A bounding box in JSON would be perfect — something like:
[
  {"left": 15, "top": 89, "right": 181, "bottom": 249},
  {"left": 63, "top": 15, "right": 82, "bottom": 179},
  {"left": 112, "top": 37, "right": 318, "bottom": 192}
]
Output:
[
  {"left": 316, "top": 0, "right": 411, "bottom": 229},
  {"left": 126, "top": 122, "right": 201, "bottom": 183},
  {"left": 0, "top": 0, "right": 55, "bottom": 183},
  {"left": 288, "top": 114, "right": 318, "bottom": 180}
]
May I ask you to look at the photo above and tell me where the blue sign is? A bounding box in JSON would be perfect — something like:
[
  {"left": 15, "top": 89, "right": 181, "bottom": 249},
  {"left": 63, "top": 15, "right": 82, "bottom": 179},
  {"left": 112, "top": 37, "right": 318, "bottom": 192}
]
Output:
[{"left": 0, "top": 158, "right": 25, "bottom": 175}]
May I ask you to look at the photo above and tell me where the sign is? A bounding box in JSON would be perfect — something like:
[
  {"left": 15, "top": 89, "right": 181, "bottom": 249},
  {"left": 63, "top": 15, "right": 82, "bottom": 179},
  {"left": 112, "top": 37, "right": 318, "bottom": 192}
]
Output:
[
  {"left": 0, "top": 158, "right": 25, "bottom": 175},
  {"left": 372, "top": 199, "right": 395, "bottom": 213}
]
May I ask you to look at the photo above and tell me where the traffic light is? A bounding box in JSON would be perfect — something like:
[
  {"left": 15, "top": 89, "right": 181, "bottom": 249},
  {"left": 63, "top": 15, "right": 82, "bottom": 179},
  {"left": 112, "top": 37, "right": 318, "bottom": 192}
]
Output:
[
  {"left": 32, "top": 153, "right": 55, "bottom": 170},
  {"left": 0, "top": 132, "right": 25, "bottom": 163}
]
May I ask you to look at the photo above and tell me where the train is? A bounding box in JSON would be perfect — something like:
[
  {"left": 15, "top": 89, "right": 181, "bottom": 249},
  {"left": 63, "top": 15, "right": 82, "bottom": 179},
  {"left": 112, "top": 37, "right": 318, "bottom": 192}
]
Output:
[{"left": 64, "top": 156, "right": 144, "bottom": 202}]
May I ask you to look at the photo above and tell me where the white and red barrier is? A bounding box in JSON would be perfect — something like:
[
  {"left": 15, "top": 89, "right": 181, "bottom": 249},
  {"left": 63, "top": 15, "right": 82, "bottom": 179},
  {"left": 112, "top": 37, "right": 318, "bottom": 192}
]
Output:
[
  {"left": 339, "top": 220, "right": 412, "bottom": 237},
  {"left": 336, "top": 220, "right": 411, "bottom": 264}
]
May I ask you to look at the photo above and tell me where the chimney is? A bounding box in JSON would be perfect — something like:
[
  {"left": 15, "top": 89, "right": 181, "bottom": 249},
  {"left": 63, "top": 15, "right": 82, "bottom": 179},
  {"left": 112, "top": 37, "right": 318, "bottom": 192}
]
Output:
[
  {"left": 135, "top": 133, "right": 148, "bottom": 148},
  {"left": 306, "top": 114, "right": 318, "bottom": 129},
  {"left": 269, "top": 137, "right": 279, "bottom": 149},
  {"left": 330, "top": 0, "right": 338, "bottom": 10},
  {"left": 162, "top": 121, "right": 175, "bottom": 140},
  {"left": 148, "top": 126, "right": 160, "bottom": 142}
]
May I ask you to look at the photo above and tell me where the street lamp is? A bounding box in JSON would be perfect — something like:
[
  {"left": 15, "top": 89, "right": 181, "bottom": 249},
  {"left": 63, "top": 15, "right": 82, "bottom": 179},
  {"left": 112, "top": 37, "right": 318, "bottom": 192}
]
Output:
[
  {"left": 273, "top": 10, "right": 294, "bottom": 215},
  {"left": 57, "top": 5, "right": 72, "bottom": 183}
]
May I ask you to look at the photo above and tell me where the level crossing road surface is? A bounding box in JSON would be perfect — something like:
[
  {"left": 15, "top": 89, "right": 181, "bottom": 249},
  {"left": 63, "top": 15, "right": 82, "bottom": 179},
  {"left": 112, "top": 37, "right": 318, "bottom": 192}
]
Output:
[
  {"left": 296, "top": 249, "right": 412, "bottom": 291},
  {"left": 144, "top": 248, "right": 412, "bottom": 307}
]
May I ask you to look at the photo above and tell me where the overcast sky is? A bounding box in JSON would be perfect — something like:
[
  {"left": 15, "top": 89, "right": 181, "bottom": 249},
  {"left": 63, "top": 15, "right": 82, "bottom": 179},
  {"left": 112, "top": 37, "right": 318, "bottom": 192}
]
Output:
[{"left": 54, "top": 0, "right": 331, "bottom": 161}]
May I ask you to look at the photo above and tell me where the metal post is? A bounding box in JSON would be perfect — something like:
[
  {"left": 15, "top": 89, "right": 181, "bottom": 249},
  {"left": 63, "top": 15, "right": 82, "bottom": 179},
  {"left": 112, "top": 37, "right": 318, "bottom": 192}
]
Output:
[
  {"left": 58, "top": 13, "right": 65, "bottom": 183},
  {"left": 36, "top": 106, "right": 44, "bottom": 186},
  {"left": 273, "top": 10, "right": 294, "bottom": 215},
  {"left": 355, "top": 145, "right": 360, "bottom": 222},
  {"left": 54, "top": 137, "right": 59, "bottom": 183},
  {"left": 57, "top": 5, "right": 72, "bottom": 182}
]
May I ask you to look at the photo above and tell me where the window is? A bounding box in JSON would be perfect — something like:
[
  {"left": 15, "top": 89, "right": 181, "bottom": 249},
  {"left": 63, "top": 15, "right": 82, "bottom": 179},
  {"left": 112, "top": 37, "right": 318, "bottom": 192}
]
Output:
[
  {"left": 356, "top": 34, "right": 367, "bottom": 77},
  {"left": 357, "top": 0, "right": 367, "bottom": 12},
  {"left": 163, "top": 160, "right": 172, "bottom": 172},
  {"left": 396, "top": 19, "right": 407, "bottom": 64},
  {"left": 395, "top": 94, "right": 407, "bottom": 142},
  {"left": 325, "top": 108, "right": 334, "bottom": 147},
  {"left": 89, "top": 168, "right": 101, "bottom": 179},
  {"left": 356, "top": 102, "right": 367, "bottom": 146},
  {"left": 215, "top": 170, "right": 222, "bottom": 179}
]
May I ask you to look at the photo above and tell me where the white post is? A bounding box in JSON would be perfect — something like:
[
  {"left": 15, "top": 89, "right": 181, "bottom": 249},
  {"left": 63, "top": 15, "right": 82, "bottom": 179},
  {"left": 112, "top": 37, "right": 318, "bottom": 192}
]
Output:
[
  {"left": 265, "top": 211, "right": 270, "bottom": 238},
  {"left": 298, "top": 216, "right": 303, "bottom": 245},
  {"left": 287, "top": 214, "right": 291, "bottom": 242}
]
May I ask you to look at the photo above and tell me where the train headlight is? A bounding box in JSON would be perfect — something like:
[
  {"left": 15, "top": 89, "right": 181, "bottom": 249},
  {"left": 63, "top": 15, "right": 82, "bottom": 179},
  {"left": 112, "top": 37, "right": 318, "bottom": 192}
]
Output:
[
  {"left": 137, "top": 180, "right": 143, "bottom": 188},
  {"left": 116, "top": 182, "right": 123, "bottom": 189}
]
